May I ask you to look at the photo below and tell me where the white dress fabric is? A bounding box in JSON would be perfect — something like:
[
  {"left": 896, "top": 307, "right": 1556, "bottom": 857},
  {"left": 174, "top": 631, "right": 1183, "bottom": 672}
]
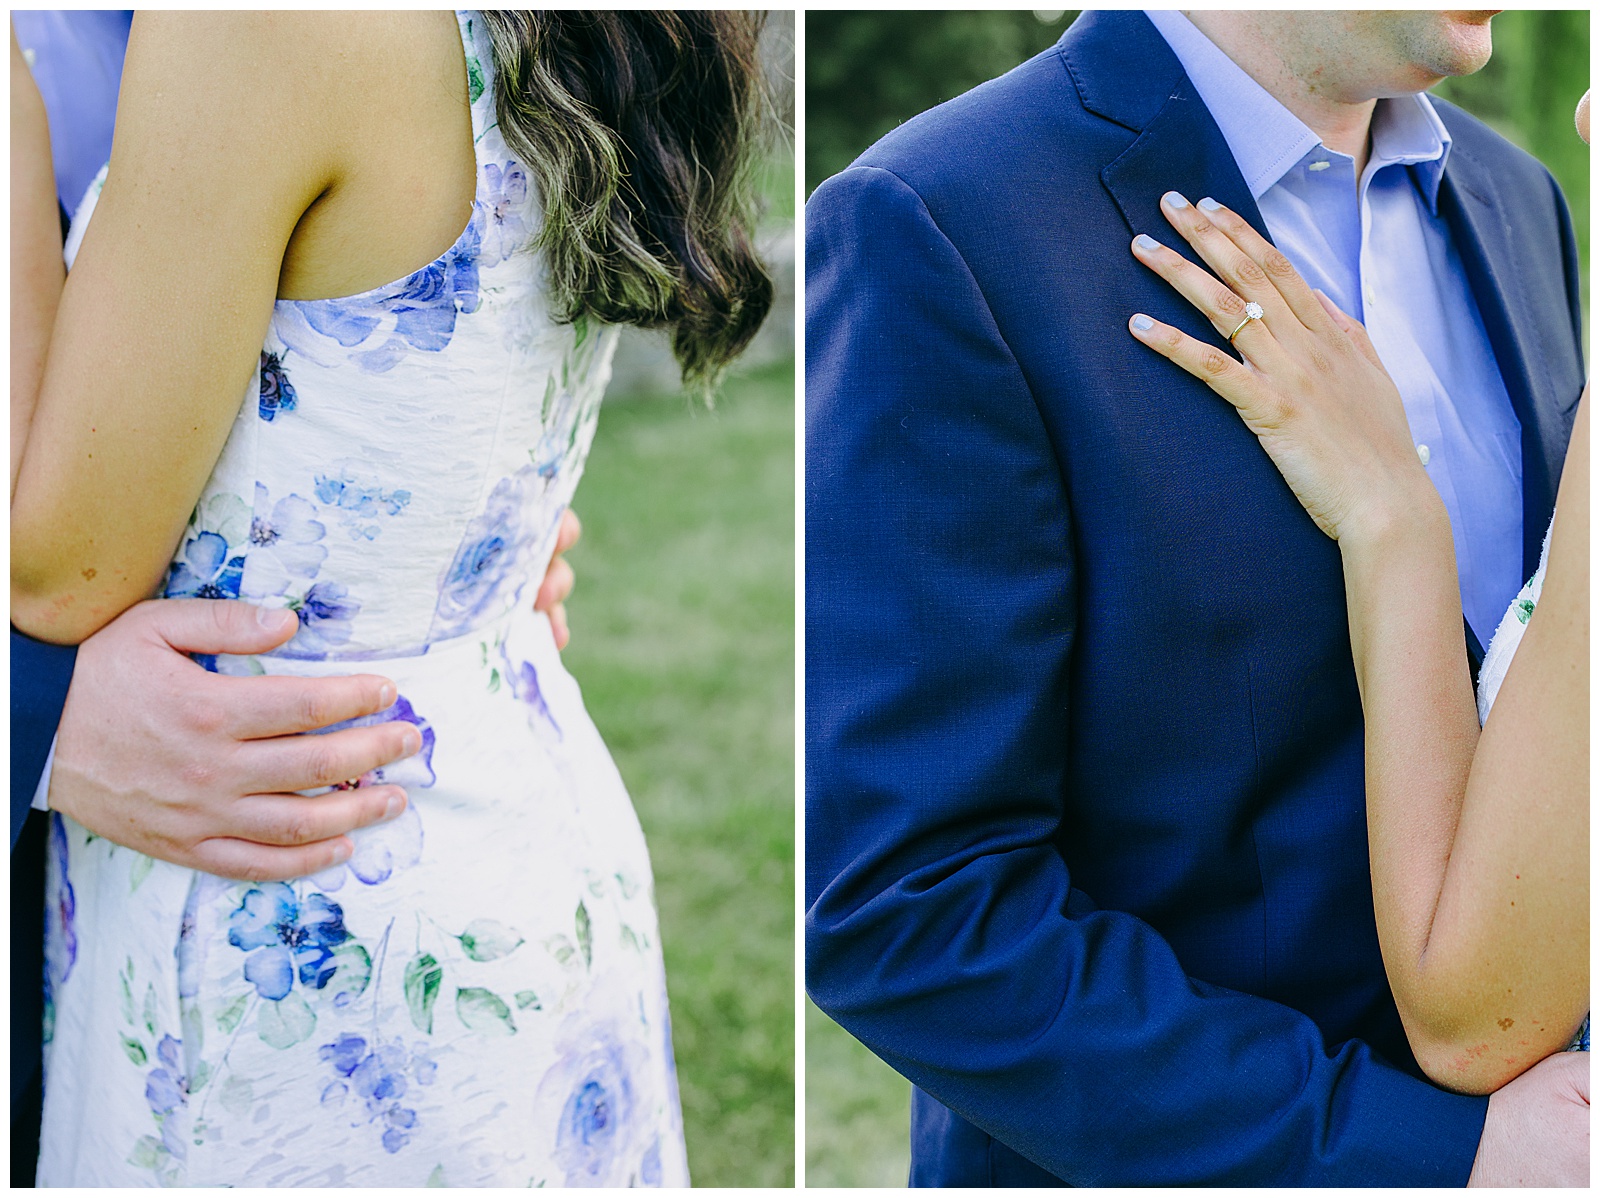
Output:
[
  {"left": 1473, "top": 517, "right": 1588, "bottom": 1055},
  {"left": 38, "top": 13, "right": 690, "bottom": 1186}
]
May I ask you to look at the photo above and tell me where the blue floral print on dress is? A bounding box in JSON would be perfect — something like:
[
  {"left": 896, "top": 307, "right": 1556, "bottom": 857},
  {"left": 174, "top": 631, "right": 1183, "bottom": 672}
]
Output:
[
  {"left": 166, "top": 532, "right": 245, "bottom": 600},
  {"left": 283, "top": 580, "right": 362, "bottom": 659},
  {"left": 228, "top": 884, "right": 351, "bottom": 1001},
  {"left": 258, "top": 351, "right": 297, "bottom": 421},
  {"left": 42, "top": 814, "right": 77, "bottom": 1044},
  {"left": 508, "top": 655, "right": 563, "bottom": 741},
  {"left": 144, "top": 1035, "right": 186, "bottom": 1117},
  {"left": 319, "top": 1034, "right": 437, "bottom": 1154},
  {"left": 429, "top": 465, "right": 538, "bottom": 640},
  {"left": 314, "top": 467, "right": 412, "bottom": 542},
  {"left": 242, "top": 482, "right": 328, "bottom": 600},
  {"left": 310, "top": 696, "right": 436, "bottom": 891},
  {"left": 289, "top": 207, "right": 484, "bottom": 374},
  {"left": 479, "top": 161, "right": 529, "bottom": 264}
]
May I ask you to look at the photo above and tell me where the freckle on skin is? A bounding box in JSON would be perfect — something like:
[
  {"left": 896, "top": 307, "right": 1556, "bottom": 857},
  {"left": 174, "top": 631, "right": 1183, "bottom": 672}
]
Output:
[{"left": 81, "top": 568, "right": 97, "bottom": 581}]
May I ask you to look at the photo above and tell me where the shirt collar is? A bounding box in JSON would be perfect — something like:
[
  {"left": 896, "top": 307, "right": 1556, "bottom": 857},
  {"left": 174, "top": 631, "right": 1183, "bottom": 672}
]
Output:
[{"left": 1144, "top": 10, "right": 1452, "bottom": 213}]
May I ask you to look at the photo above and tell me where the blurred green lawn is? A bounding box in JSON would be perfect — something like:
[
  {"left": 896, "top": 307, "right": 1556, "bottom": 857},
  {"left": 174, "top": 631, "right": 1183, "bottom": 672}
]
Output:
[
  {"left": 561, "top": 358, "right": 795, "bottom": 1187},
  {"left": 806, "top": 999, "right": 910, "bottom": 1187}
]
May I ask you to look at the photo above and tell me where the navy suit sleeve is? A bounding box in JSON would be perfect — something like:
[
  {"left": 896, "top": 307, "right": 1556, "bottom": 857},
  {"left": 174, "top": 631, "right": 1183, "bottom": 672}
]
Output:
[
  {"left": 803, "top": 165, "right": 1487, "bottom": 1186},
  {"left": 12, "top": 628, "right": 77, "bottom": 850}
]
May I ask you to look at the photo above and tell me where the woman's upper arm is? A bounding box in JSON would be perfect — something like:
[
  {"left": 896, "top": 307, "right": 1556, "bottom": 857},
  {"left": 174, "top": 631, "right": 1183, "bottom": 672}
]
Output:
[{"left": 11, "top": 12, "right": 340, "bottom": 642}]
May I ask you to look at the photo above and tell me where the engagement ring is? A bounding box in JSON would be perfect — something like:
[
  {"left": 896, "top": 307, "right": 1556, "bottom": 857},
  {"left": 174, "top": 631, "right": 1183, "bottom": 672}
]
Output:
[{"left": 1228, "top": 301, "right": 1264, "bottom": 342}]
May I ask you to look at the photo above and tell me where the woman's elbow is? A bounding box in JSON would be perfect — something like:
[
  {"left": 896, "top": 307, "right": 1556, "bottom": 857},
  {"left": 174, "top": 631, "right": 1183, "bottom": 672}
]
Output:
[{"left": 1409, "top": 1024, "right": 1578, "bottom": 1096}]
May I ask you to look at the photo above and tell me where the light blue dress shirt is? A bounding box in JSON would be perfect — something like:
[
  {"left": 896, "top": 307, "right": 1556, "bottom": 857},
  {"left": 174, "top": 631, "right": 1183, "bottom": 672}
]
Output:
[
  {"left": 13, "top": 10, "right": 134, "bottom": 217},
  {"left": 1146, "top": 10, "right": 1524, "bottom": 642}
]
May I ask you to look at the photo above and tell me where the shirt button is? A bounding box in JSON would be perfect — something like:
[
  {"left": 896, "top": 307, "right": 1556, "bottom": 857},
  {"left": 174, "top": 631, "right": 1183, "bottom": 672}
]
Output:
[
  {"left": 1417, "top": 444, "right": 1431, "bottom": 466},
  {"left": 1309, "top": 161, "right": 1331, "bottom": 172}
]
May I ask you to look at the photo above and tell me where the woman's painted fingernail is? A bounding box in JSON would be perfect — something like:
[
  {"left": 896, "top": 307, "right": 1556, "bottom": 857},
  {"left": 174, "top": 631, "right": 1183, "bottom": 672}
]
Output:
[
  {"left": 1197, "top": 196, "right": 1222, "bottom": 212},
  {"left": 1161, "top": 190, "right": 1190, "bottom": 209},
  {"left": 1132, "top": 314, "right": 1154, "bottom": 331},
  {"left": 1133, "top": 233, "right": 1160, "bottom": 252}
]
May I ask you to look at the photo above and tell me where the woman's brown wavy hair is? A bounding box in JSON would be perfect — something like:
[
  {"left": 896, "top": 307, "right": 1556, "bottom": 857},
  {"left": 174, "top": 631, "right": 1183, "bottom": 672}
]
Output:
[{"left": 481, "top": 11, "right": 774, "bottom": 396}]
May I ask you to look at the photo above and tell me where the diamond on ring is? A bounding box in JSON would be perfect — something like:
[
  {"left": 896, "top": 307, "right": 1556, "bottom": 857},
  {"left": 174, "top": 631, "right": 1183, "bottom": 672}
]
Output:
[{"left": 1228, "top": 301, "right": 1264, "bottom": 343}]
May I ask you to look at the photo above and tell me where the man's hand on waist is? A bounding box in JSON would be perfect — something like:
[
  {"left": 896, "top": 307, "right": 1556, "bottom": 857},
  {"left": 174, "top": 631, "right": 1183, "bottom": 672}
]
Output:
[{"left": 48, "top": 599, "right": 416, "bottom": 881}]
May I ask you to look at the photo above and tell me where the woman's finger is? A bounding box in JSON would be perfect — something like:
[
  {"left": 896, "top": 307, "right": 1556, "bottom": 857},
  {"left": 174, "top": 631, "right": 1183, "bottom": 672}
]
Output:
[
  {"left": 1313, "top": 289, "right": 1385, "bottom": 370},
  {"left": 1129, "top": 233, "right": 1284, "bottom": 368},
  {"left": 1182, "top": 195, "right": 1334, "bottom": 335},
  {"left": 553, "top": 507, "right": 582, "bottom": 556},
  {"left": 535, "top": 555, "right": 575, "bottom": 613},
  {"left": 1128, "top": 312, "right": 1269, "bottom": 416},
  {"left": 1158, "top": 191, "right": 1304, "bottom": 334}
]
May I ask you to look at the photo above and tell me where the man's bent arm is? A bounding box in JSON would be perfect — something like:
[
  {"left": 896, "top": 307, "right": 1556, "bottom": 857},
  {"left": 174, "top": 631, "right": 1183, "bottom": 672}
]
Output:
[
  {"left": 803, "top": 165, "right": 1487, "bottom": 1186},
  {"left": 11, "top": 628, "right": 76, "bottom": 849}
]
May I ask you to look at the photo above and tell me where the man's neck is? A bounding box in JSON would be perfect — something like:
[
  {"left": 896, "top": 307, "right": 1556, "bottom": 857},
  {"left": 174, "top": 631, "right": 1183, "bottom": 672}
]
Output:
[{"left": 1181, "top": 11, "right": 1376, "bottom": 177}]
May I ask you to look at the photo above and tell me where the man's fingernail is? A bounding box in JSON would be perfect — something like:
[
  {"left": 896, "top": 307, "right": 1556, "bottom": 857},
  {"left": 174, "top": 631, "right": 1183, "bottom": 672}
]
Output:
[
  {"left": 403, "top": 728, "right": 422, "bottom": 755},
  {"left": 1132, "top": 313, "right": 1154, "bottom": 332},
  {"left": 385, "top": 793, "right": 405, "bottom": 818},
  {"left": 379, "top": 681, "right": 397, "bottom": 708},
  {"left": 1161, "top": 190, "right": 1190, "bottom": 209},
  {"left": 257, "top": 606, "right": 296, "bottom": 633},
  {"left": 1197, "top": 196, "right": 1222, "bottom": 212},
  {"left": 333, "top": 841, "right": 354, "bottom": 864},
  {"left": 1133, "top": 233, "right": 1160, "bottom": 252}
]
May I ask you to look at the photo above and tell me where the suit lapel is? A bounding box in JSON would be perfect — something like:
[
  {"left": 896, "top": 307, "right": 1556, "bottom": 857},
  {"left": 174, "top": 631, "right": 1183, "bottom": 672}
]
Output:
[
  {"left": 1435, "top": 148, "right": 1564, "bottom": 577},
  {"left": 1064, "top": 13, "right": 1273, "bottom": 344}
]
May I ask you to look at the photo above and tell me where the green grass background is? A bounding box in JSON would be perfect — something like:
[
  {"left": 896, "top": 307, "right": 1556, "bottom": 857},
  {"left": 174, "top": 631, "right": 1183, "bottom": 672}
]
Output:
[{"left": 560, "top": 359, "right": 795, "bottom": 1187}]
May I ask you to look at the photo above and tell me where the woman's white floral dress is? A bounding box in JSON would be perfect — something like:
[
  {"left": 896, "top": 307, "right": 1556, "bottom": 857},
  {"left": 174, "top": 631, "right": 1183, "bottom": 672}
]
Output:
[
  {"left": 1475, "top": 519, "right": 1589, "bottom": 1056},
  {"left": 38, "top": 14, "right": 689, "bottom": 1187}
]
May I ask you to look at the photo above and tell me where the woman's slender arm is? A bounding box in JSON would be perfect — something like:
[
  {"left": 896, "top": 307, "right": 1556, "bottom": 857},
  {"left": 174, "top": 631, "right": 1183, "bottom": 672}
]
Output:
[
  {"left": 1126, "top": 196, "right": 1587, "bottom": 1094},
  {"left": 10, "top": 13, "right": 341, "bottom": 644},
  {"left": 11, "top": 22, "right": 66, "bottom": 492}
]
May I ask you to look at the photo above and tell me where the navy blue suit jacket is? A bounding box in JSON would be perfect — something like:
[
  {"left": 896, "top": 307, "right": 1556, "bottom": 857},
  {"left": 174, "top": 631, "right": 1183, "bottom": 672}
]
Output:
[
  {"left": 12, "top": 629, "right": 76, "bottom": 1119},
  {"left": 805, "top": 12, "right": 1583, "bottom": 1187}
]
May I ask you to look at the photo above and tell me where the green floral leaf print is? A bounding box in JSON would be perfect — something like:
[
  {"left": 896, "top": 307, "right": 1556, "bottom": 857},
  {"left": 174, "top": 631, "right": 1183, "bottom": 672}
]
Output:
[
  {"left": 129, "top": 853, "right": 154, "bottom": 892},
  {"left": 215, "top": 993, "right": 249, "bottom": 1035},
  {"left": 456, "top": 987, "right": 516, "bottom": 1035},
  {"left": 127, "top": 1134, "right": 164, "bottom": 1170},
  {"left": 405, "top": 952, "right": 444, "bottom": 1034},
  {"left": 467, "top": 55, "right": 485, "bottom": 104},
  {"left": 514, "top": 990, "right": 541, "bottom": 1010},
  {"left": 614, "top": 871, "right": 639, "bottom": 900},
  {"left": 142, "top": 982, "right": 159, "bottom": 1037},
  {"left": 120, "top": 1034, "right": 148, "bottom": 1067},
  {"left": 458, "top": 918, "right": 524, "bottom": 962},
  {"left": 545, "top": 935, "right": 577, "bottom": 968},
  {"left": 576, "top": 901, "right": 592, "bottom": 969},
  {"left": 620, "top": 925, "right": 645, "bottom": 953},
  {"left": 488, "top": 667, "right": 501, "bottom": 693},
  {"left": 200, "top": 491, "right": 252, "bottom": 547},
  {"left": 1515, "top": 597, "right": 1536, "bottom": 624},
  {"left": 257, "top": 990, "right": 316, "bottom": 1049},
  {"left": 182, "top": 999, "right": 205, "bottom": 1063},
  {"left": 120, "top": 960, "right": 136, "bottom": 1024},
  {"left": 427, "top": 1164, "right": 448, "bottom": 1187},
  {"left": 331, "top": 942, "right": 373, "bottom": 1000},
  {"left": 245, "top": 656, "right": 267, "bottom": 676},
  {"left": 190, "top": 1059, "right": 212, "bottom": 1094}
]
